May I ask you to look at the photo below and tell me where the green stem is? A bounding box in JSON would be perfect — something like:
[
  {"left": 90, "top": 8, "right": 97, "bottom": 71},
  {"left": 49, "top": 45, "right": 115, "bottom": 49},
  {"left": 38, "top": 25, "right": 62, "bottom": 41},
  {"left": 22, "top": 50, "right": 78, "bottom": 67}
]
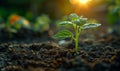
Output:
[{"left": 75, "top": 26, "right": 79, "bottom": 53}]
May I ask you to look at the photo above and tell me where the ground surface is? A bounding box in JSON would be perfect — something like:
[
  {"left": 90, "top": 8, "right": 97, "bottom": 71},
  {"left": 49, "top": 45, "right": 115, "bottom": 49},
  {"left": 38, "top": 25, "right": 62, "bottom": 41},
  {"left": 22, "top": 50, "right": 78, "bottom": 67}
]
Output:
[{"left": 0, "top": 33, "right": 120, "bottom": 71}]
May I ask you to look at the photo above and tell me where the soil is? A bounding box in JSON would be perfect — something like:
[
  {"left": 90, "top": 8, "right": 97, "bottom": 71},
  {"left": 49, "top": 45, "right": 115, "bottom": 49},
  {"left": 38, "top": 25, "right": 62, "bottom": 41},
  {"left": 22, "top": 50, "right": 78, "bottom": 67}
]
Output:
[
  {"left": 0, "top": 28, "right": 52, "bottom": 43},
  {"left": 0, "top": 32, "right": 120, "bottom": 71}
]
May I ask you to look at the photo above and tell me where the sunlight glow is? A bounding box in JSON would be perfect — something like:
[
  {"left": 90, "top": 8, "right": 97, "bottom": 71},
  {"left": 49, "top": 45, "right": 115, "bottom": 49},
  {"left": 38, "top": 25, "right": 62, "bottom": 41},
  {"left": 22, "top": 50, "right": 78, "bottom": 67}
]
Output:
[
  {"left": 79, "top": 0, "right": 89, "bottom": 4},
  {"left": 70, "top": 0, "right": 91, "bottom": 5}
]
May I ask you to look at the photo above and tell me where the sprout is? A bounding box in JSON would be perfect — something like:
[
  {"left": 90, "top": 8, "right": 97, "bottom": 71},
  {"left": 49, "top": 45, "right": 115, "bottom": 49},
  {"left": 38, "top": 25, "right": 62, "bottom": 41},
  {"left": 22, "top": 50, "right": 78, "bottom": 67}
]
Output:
[{"left": 53, "top": 13, "right": 101, "bottom": 53}]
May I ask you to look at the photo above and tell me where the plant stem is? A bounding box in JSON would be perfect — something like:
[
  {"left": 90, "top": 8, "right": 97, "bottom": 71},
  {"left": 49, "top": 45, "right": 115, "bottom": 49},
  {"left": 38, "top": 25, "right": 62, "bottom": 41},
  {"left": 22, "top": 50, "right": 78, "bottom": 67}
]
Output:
[{"left": 75, "top": 26, "right": 79, "bottom": 53}]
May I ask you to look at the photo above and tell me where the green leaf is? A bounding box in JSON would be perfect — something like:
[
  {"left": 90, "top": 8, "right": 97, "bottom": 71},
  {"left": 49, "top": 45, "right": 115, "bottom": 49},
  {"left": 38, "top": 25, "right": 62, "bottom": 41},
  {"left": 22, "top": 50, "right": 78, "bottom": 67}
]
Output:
[
  {"left": 59, "top": 21, "right": 72, "bottom": 25},
  {"left": 69, "top": 13, "right": 80, "bottom": 24},
  {"left": 53, "top": 30, "right": 73, "bottom": 39},
  {"left": 82, "top": 23, "right": 101, "bottom": 29},
  {"left": 69, "top": 13, "right": 79, "bottom": 21},
  {"left": 68, "top": 13, "right": 88, "bottom": 25},
  {"left": 80, "top": 17, "right": 88, "bottom": 24},
  {"left": 75, "top": 17, "right": 88, "bottom": 25}
]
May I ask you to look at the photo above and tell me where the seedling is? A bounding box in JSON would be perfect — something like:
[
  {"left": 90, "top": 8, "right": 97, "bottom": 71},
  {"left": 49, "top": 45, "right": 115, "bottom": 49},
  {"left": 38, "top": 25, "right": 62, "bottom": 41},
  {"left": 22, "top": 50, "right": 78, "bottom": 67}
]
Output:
[{"left": 53, "top": 13, "right": 101, "bottom": 53}]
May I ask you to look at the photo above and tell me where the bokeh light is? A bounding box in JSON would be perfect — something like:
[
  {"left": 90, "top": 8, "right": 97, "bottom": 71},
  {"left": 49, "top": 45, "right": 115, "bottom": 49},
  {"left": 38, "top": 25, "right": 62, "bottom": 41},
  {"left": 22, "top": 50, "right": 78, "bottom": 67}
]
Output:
[
  {"left": 78, "top": 0, "right": 91, "bottom": 4},
  {"left": 69, "top": 0, "right": 91, "bottom": 5}
]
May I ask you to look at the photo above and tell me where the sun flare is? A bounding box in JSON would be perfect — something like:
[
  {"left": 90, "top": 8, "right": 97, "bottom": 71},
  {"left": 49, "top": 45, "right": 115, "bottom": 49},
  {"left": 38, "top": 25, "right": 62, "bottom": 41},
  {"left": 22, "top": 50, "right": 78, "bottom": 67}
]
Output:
[
  {"left": 79, "top": 0, "right": 90, "bottom": 4},
  {"left": 70, "top": 0, "right": 91, "bottom": 5}
]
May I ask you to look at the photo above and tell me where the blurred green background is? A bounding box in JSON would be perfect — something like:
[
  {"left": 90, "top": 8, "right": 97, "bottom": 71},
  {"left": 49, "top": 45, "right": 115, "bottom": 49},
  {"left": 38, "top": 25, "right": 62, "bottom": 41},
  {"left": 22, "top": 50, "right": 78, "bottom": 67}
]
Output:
[{"left": 0, "top": 0, "right": 119, "bottom": 25}]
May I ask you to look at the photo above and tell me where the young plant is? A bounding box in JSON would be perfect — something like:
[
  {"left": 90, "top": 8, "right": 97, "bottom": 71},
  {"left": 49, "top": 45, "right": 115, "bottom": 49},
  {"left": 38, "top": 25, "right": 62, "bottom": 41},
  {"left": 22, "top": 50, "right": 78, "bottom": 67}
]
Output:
[{"left": 53, "top": 13, "right": 101, "bottom": 53}]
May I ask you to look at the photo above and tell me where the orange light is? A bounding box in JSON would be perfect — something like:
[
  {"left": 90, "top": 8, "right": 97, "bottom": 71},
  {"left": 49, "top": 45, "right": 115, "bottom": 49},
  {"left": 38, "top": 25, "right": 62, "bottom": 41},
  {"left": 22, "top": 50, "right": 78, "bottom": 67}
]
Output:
[
  {"left": 70, "top": 0, "right": 91, "bottom": 5},
  {"left": 79, "top": 0, "right": 90, "bottom": 4},
  {"left": 9, "top": 15, "right": 20, "bottom": 25}
]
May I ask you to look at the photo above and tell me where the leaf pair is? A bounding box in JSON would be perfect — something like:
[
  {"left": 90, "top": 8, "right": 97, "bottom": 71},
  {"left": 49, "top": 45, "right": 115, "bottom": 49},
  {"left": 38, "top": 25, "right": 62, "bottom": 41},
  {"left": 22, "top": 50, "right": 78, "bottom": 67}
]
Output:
[{"left": 61, "top": 13, "right": 88, "bottom": 26}]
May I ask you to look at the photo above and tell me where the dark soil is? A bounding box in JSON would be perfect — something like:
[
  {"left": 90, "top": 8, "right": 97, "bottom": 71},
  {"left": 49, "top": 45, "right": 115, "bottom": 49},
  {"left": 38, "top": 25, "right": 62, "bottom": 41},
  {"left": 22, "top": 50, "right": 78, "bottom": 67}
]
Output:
[
  {"left": 0, "top": 34, "right": 120, "bottom": 71},
  {"left": 0, "top": 28, "right": 52, "bottom": 43}
]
